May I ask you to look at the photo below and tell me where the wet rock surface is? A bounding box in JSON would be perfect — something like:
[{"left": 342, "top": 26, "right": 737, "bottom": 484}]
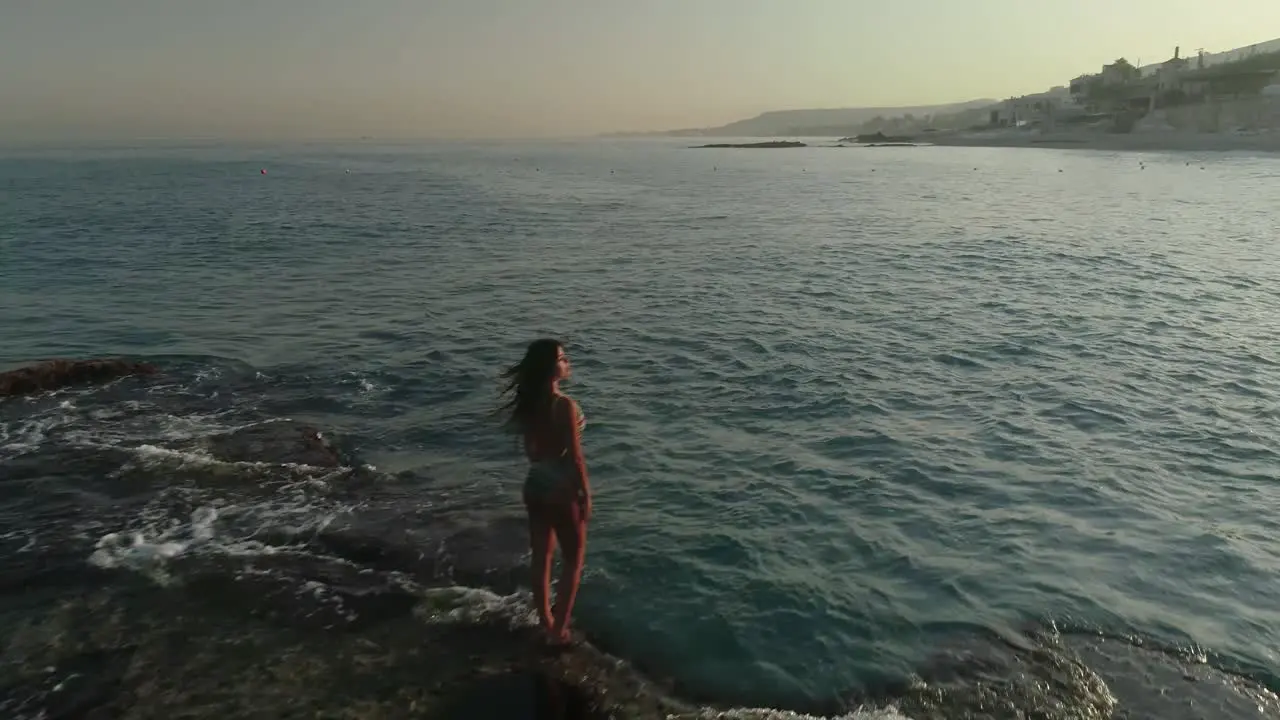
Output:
[
  {"left": 0, "top": 646, "right": 136, "bottom": 720},
  {"left": 0, "top": 359, "right": 158, "bottom": 398},
  {"left": 1062, "top": 634, "right": 1280, "bottom": 720},
  {"left": 306, "top": 511, "right": 530, "bottom": 593},
  {"left": 0, "top": 362, "right": 680, "bottom": 719},
  {"left": 203, "top": 420, "right": 348, "bottom": 467},
  {"left": 0, "top": 580, "right": 686, "bottom": 720}
]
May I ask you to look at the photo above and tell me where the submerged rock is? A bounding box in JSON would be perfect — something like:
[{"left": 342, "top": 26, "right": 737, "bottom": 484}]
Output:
[
  {"left": 303, "top": 508, "right": 531, "bottom": 592},
  {"left": 177, "top": 553, "right": 421, "bottom": 632},
  {"left": 0, "top": 358, "right": 158, "bottom": 398},
  {"left": 0, "top": 582, "right": 680, "bottom": 720},
  {"left": 431, "top": 669, "right": 600, "bottom": 719},
  {"left": 0, "top": 646, "right": 136, "bottom": 720},
  {"left": 203, "top": 420, "right": 347, "bottom": 468}
]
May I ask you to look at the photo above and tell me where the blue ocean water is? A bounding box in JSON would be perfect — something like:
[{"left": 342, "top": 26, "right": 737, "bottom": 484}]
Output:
[{"left": 2, "top": 139, "right": 1279, "bottom": 716}]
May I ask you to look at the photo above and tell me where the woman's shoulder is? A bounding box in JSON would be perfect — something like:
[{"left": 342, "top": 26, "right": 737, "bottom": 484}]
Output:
[
  {"left": 552, "top": 393, "right": 584, "bottom": 420},
  {"left": 553, "top": 392, "right": 580, "bottom": 411}
]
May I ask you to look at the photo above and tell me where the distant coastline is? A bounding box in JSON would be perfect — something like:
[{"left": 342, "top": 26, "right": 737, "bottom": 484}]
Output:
[
  {"left": 601, "top": 99, "right": 998, "bottom": 139},
  {"left": 917, "top": 129, "right": 1280, "bottom": 153},
  {"left": 672, "top": 130, "right": 1280, "bottom": 153},
  {"left": 613, "top": 36, "right": 1280, "bottom": 154}
]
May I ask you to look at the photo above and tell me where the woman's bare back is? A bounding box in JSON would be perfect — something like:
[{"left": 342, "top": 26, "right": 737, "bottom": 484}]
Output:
[{"left": 523, "top": 394, "right": 584, "bottom": 462}]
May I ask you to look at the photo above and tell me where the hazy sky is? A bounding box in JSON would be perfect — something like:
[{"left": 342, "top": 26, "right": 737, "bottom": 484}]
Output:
[{"left": 2, "top": 0, "right": 1278, "bottom": 140}]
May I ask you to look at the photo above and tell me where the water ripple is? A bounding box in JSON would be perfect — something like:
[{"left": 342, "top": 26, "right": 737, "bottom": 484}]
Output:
[{"left": 3, "top": 141, "right": 1280, "bottom": 710}]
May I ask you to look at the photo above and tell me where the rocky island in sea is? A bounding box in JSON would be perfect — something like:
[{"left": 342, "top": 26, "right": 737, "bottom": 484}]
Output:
[
  {"left": 690, "top": 141, "right": 807, "bottom": 149},
  {"left": 0, "top": 358, "right": 158, "bottom": 398},
  {"left": 838, "top": 131, "right": 916, "bottom": 145}
]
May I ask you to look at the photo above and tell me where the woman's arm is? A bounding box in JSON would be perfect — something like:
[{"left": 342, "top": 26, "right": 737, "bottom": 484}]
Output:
[{"left": 556, "top": 396, "right": 591, "bottom": 519}]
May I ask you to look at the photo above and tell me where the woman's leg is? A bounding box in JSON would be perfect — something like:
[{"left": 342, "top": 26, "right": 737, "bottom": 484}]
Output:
[
  {"left": 549, "top": 497, "right": 587, "bottom": 642},
  {"left": 524, "top": 496, "right": 557, "bottom": 634}
]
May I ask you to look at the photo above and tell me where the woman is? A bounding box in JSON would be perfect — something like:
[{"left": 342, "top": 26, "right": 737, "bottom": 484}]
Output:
[{"left": 500, "top": 338, "right": 592, "bottom": 646}]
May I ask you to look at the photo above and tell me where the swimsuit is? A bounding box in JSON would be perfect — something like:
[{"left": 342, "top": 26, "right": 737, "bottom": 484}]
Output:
[
  {"left": 522, "top": 401, "right": 585, "bottom": 501},
  {"left": 525, "top": 457, "right": 575, "bottom": 500}
]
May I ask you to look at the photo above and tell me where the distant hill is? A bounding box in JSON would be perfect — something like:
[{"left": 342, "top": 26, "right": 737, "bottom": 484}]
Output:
[{"left": 641, "top": 99, "right": 998, "bottom": 137}]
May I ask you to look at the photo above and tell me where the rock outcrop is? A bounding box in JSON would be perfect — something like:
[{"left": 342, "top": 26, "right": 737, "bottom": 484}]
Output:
[
  {"left": 204, "top": 421, "right": 347, "bottom": 468},
  {"left": 0, "top": 358, "right": 158, "bottom": 398},
  {"left": 691, "top": 141, "right": 807, "bottom": 148},
  {"left": 839, "top": 131, "right": 915, "bottom": 144}
]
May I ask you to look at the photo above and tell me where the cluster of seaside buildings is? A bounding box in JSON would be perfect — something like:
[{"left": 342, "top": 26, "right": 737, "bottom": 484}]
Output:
[{"left": 990, "top": 37, "right": 1280, "bottom": 129}]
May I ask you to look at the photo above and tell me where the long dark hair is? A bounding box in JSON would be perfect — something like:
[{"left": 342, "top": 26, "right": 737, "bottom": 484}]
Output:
[{"left": 499, "top": 338, "right": 563, "bottom": 432}]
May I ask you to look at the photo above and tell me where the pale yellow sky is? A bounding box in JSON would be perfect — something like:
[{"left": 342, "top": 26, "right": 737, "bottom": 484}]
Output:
[{"left": 2, "top": 0, "right": 1277, "bottom": 140}]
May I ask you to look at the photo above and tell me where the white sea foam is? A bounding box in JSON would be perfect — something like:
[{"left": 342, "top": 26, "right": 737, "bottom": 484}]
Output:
[
  {"left": 88, "top": 506, "right": 221, "bottom": 584},
  {"left": 347, "top": 373, "right": 381, "bottom": 394},
  {"left": 69, "top": 411, "right": 266, "bottom": 448},
  {"left": 129, "top": 442, "right": 351, "bottom": 481},
  {"left": 298, "top": 576, "right": 362, "bottom": 624},
  {"left": 87, "top": 445, "right": 354, "bottom": 581},
  {"left": 0, "top": 415, "right": 64, "bottom": 456},
  {"left": 415, "top": 585, "right": 540, "bottom": 627},
  {"left": 86, "top": 501, "right": 302, "bottom": 584},
  {"left": 0, "top": 529, "right": 38, "bottom": 553},
  {"left": 1, "top": 391, "right": 261, "bottom": 458},
  {"left": 192, "top": 367, "right": 223, "bottom": 383}
]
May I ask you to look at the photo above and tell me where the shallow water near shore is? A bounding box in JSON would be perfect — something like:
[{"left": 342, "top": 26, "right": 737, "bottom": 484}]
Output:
[{"left": 2, "top": 139, "right": 1279, "bottom": 718}]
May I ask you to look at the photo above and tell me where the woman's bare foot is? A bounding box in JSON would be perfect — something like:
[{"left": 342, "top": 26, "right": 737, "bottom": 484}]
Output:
[{"left": 546, "top": 626, "right": 573, "bottom": 647}]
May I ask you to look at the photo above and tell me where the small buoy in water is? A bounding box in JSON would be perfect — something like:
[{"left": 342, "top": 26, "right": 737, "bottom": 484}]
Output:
[
  {"left": 345, "top": 169, "right": 351, "bottom": 174},
  {"left": 260, "top": 168, "right": 267, "bottom": 175}
]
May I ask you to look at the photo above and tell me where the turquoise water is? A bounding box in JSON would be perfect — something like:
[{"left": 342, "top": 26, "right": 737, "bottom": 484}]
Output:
[{"left": 2, "top": 139, "right": 1279, "bottom": 714}]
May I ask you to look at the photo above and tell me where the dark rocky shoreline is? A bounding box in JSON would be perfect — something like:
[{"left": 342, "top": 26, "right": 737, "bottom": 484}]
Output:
[
  {"left": 3, "top": 358, "right": 1278, "bottom": 720},
  {"left": 0, "top": 358, "right": 690, "bottom": 719},
  {"left": 1, "top": 577, "right": 686, "bottom": 720}
]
